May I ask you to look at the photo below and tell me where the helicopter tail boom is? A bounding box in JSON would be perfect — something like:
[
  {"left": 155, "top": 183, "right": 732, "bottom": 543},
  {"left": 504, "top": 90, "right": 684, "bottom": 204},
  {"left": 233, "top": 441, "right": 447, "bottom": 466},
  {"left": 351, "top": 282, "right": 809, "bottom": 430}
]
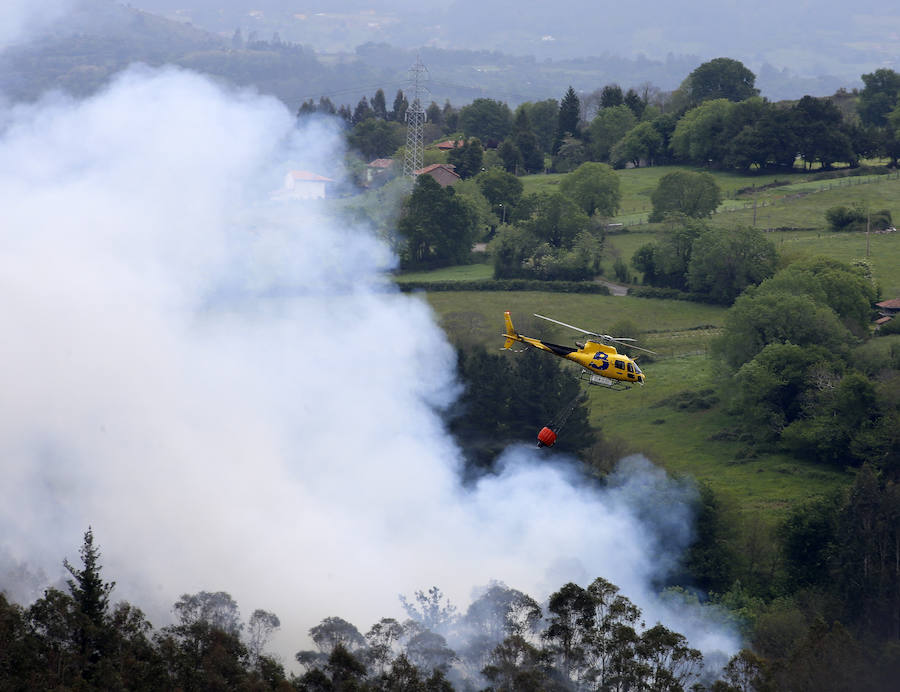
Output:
[{"left": 502, "top": 311, "right": 518, "bottom": 349}]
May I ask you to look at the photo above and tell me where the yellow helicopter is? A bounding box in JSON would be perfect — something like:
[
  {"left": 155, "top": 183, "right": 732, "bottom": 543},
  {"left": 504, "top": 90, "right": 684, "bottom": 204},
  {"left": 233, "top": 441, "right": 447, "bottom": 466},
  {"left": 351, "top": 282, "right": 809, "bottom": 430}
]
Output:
[{"left": 501, "top": 312, "right": 654, "bottom": 390}]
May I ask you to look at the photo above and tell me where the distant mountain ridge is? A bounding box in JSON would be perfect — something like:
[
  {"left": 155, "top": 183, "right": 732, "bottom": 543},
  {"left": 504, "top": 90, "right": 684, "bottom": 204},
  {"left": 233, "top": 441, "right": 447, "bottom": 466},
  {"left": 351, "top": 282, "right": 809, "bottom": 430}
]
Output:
[{"left": 0, "top": 0, "right": 861, "bottom": 108}]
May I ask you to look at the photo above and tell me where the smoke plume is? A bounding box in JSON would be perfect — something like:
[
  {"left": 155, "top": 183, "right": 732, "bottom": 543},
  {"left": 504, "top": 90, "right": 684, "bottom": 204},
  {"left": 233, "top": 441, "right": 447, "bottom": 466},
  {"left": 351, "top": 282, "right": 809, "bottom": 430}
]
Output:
[{"left": 0, "top": 65, "right": 738, "bottom": 666}]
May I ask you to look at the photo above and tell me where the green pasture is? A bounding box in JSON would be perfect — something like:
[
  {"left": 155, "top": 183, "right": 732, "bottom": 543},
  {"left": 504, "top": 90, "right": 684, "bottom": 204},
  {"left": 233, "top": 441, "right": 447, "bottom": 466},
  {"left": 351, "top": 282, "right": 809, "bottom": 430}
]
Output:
[
  {"left": 419, "top": 289, "right": 850, "bottom": 519},
  {"left": 517, "top": 166, "right": 900, "bottom": 233},
  {"left": 584, "top": 355, "right": 850, "bottom": 517},
  {"left": 394, "top": 263, "right": 493, "bottom": 282},
  {"left": 774, "top": 229, "right": 900, "bottom": 297},
  {"left": 419, "top": 291, "right": 726, "bottom": 352}
]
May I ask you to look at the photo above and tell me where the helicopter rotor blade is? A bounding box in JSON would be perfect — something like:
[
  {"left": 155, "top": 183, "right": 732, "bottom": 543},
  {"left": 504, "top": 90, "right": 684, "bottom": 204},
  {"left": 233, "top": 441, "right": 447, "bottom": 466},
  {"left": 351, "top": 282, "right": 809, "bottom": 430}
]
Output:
[
  {"left": 533, "top": 313, "right": 602, "bottom": 337},
  {"left": 613, "top": 341, "right": 657, "bottom": 355},
  {"left": 534, "top": 313, "right": 657, "bottom": 354}
]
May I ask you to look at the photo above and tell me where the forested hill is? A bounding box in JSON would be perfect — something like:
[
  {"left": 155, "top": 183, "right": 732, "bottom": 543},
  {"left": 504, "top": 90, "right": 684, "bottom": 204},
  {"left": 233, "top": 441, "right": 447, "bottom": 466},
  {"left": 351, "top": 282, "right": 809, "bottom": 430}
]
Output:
[{"left": 0, "top": 0, "right": 846, "bottom": 108}]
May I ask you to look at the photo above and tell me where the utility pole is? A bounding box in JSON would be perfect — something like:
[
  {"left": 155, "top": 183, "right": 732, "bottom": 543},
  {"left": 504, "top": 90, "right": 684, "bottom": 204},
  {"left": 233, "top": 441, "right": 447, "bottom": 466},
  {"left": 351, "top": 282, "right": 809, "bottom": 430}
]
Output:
[
  {"left": 403, "top": 54, "right": 428, "bottom": 178},
  {"left": 866, "top": 208, "right": 870, "bottom": 257}
]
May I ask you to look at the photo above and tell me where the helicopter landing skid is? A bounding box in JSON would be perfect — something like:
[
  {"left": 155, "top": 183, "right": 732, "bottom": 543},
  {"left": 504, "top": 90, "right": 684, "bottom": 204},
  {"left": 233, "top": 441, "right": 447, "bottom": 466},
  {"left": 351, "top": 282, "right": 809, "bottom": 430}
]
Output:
[{"left": 580, "top": 371, "right": 630, "bottom": 390}]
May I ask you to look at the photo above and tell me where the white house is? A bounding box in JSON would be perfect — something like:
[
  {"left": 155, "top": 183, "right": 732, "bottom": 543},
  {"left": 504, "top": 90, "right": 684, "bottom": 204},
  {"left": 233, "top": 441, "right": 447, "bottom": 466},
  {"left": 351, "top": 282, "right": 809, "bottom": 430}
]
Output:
[{"left": 280, "top": 170, "right": 335, "bottom": 200}]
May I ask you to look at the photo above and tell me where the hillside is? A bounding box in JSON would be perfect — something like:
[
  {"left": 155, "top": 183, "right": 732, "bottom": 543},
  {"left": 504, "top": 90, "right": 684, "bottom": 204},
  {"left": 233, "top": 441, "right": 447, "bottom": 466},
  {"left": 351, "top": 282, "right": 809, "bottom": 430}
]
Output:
[{"left": 0, "top": 1, "right": 863, "bottom": 108}]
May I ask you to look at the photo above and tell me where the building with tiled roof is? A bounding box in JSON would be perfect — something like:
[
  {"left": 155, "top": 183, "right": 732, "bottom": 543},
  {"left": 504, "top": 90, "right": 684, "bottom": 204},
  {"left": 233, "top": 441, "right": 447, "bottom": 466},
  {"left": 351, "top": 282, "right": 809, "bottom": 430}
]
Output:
[
  {"left": 280, "top": 170, "right": 335, "bottom": 199},
  {"left": 414, "top": 163, "right": 460, "bottom": 187}
]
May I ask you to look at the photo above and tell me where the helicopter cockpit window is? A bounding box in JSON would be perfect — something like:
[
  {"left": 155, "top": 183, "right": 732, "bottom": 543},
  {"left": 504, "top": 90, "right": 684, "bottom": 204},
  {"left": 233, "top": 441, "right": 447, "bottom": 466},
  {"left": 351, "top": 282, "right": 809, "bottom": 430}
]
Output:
[
  {"left": 633, "top": 362, "right": 642, "bottom": 374},
  {"left": 627, "top": 363, "right": 634, "bottom": 373},
  {"left": 614, "top": 360, "right": 625, "bottom": 370}
]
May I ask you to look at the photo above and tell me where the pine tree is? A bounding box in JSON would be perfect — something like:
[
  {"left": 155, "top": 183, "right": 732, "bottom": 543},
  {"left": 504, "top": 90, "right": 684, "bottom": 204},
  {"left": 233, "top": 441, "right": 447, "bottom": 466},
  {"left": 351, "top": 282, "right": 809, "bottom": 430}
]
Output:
[
  {"left": 513, "top": 108, "right": 544, "bottom": 172},
  {"left": 371, "top": 89, "right": 387, "bottom": 120},
  {"left": 391, "top": 89, "right": 408, "bottom": 122},
  {"left": 65, "top": 527, "right": 115, "bottom": 629},
  {"left": 555, "top": 86, "right": 581, "bottom": 152},
  {"left": 64, "top": 527, "right": 116, "bottom": 683}
]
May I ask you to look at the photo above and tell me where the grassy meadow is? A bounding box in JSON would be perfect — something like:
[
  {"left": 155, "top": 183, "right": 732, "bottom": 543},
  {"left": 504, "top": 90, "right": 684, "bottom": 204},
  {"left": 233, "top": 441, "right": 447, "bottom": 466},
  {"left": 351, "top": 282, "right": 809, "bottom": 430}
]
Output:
[
  {"left": 416, "top": 290, "right": 849, "bottom": 518},
  {"left": 393, "top": 163, "right": 899, "bottom": 519}
]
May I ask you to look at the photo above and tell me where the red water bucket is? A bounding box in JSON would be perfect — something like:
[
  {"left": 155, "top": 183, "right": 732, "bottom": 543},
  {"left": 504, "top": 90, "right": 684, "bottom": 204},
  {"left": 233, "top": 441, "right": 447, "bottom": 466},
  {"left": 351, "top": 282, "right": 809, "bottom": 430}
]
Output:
[{"left": 537, "top": 426, "right": 557, "bottom": 447}]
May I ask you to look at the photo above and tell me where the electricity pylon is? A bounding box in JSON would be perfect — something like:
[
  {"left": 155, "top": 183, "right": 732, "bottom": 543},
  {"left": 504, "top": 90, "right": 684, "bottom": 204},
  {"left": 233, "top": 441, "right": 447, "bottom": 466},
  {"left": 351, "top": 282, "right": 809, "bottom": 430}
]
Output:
[{"left": 403, "top": 54, "right": 428, "bottom": 178}]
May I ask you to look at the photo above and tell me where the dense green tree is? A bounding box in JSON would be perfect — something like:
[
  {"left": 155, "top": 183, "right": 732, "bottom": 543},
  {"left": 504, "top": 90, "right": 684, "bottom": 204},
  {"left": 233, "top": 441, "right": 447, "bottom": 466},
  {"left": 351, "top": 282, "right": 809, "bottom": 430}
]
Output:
[
  {"left": 588, "top": 104, "right": 637, "bottom": 161},
  {"left": 518, "top": 99, "right": 560, "bottom": 153},
  {"left": 649, "top": 112, "right": 679, "bottom": 165},
  {"left": 555, "top": 86, "right": 581, "bottom": 148},
  {"left": 447, "top": 138, "right": 485, "bottom": 179},
  {"left": 612, "top": 121, "right": 664, "bottom": 167},
  {"left": 684, "top": 483, "right": 739, "bottom": 593},
  {"left": 724, "top": 106, "right": 799, "bottom": 169},
  {"left": 713, "top": 289, "right": 853, "bottom": 370},
  {"left": 686, "top": 225, "right": 777, "bottom": 304},
  {"left": 352, "top": 95, "right": 374, "bottom": 124},
  {"left": 623, "top": 87, "right": 646, "bottom": 119},
  {"left": 552, "top": 136, "right": 588, "bottom": 173},
  {"left": 399, "top": 173, "right": 478, "bottom": 267},
  {"left": 391, "top": 89, "right": 408, "bottom": 122},
  {"left": 476, "top": 167, "right": 523, "bottom": 223},
  {"left": 325, "top": 642, "right": 368, "bottom": 688},
  {"left": 512, "top": 108, "right": 544, "bottom": 172},
  {"left": 649, "top": 170, "right": 722, "bottom": 221},
  {"left": 63, "top": 527, "right": 116, "bottom": 684},
  {"left": 583, "top": 577, "right": 642, "bottom": 689},
  {"left": 631, "top": 214, "right": 706, "bottom": 289},
  {"left": 347, "top": 118, "right": 405, "bottom": 160},
  {"left": 761, "top": 257, "right": 877, "bottom": 335},
  {"left": 371, "top": 88, "right": 388, "bottom": 120},
  {"left": 498, "top": 138, "right": 523, "bottom": 174},
  {"left": 458, "top": 98, "right": 513, "bottom": 142},
  {"left": 543, "top": 582, "right": 594, "bottom": 680},
  {"left": 558, "top": 161, "right": 621, "bottom": 216},
  {"left": 599, "top": 84, "right": 624, "bottom": 109},
  {"left": 482, "top": 634, "right": 553, "bottom": 691},
  {"left": 518, "top": 192, "right": 591, "bottom": 247},
  {"left": 734, "top": 342, "right": 835, "bottom": 439},
  {"left": 426, "top": 100, "right": 443, "bottom": 126},
  {"left": 682, "top": 57, "right": 759, "bottom": 107},
  {"left": 858, "top": 68, "right": 900, "bottom": 127},
  {"left": 635, "top": 624, "right": 703, "bottom": 691},
  {"left": 670, "top": 99, "right": 735, "bottom": 165},
  {"left": 781, "top": 371, "right": 879, "bottom": 466},
  {"left": 793, "top": 95, "right": 855, "bottom": 168},
  {"left": 834, "top": 465, "right": 900, "bottom": 639}
]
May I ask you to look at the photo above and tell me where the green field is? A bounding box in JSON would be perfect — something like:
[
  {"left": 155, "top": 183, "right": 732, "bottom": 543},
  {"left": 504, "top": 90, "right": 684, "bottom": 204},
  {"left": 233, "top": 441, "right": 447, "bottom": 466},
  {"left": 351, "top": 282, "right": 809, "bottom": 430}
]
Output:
[
  {"left": 391, "top": 164, "right": 897, "bottom": 520},
  {"left": 422, "top": 291, "right": 725, "bottom": 352},
  {"left": 582, "top": 355, "right": 850, "bottom": 517},
  {"left": 394, "top": 262, "right": 493, "bottom": 282},
  {"left": 415, "top": 289, "right": 851, "bottom": 519}
]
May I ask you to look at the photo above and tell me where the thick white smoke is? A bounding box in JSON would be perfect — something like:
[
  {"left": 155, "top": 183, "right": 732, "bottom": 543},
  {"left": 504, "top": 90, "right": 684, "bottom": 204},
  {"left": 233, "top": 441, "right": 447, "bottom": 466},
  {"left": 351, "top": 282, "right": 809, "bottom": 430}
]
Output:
[
  {"left": 0, "top": 0, "right": 73, "bottom": 49},
  {"left": 0, "top": 65, "right": 738, "bottom": 667}
]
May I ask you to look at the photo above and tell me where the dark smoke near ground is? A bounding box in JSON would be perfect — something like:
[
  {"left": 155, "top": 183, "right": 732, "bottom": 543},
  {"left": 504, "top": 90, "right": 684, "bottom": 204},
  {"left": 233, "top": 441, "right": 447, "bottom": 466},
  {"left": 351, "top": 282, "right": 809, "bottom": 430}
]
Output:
[{"left": 0, "top": 63, "right": 738, "bottom": 666}]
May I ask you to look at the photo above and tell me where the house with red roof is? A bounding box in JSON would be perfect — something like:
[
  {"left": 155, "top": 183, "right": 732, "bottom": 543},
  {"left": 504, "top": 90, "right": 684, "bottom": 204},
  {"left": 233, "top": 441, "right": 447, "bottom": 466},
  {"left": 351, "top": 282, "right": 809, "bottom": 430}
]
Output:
[
  {"left": 280, "top": 170, "right": 335, "bottom": 199},
  {"left": 365, "top": 158, "right": 396, "bottom": 185},
  {"left": 876, "top": 298, "right": 900, "bottom": 316},
  {"left": 875, "top": 298, "right": 900, "bottom": 330},
  {"left": 414, "top": 163, "right": 460, "bottom": 187}
]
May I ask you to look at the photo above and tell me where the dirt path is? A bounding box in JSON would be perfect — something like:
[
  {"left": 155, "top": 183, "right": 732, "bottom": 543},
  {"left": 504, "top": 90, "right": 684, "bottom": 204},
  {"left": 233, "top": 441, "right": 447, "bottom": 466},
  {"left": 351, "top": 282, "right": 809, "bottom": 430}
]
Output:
[{"left": 596, "top": 278, "right": 629, "bottom": 296}]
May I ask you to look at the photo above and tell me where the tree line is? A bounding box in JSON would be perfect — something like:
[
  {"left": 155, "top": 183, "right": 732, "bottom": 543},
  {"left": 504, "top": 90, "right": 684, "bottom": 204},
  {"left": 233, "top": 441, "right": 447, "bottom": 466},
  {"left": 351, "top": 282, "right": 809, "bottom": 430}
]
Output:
[{"left": 311, "top": 59, "right": 900, "bottom": 176}]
